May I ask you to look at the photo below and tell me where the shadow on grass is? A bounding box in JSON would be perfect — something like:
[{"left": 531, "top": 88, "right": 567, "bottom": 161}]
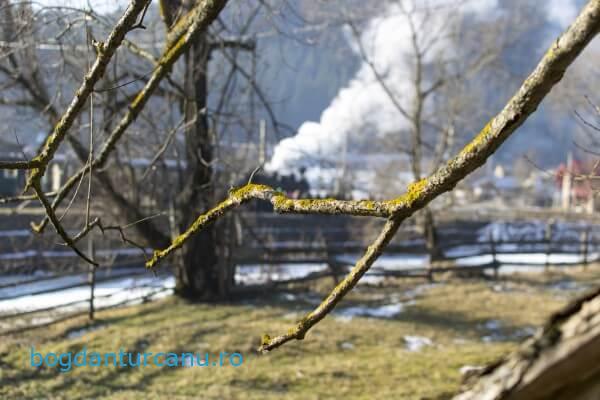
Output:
[{"left": 0, "top": 277, "right": 548, "bottom": 399}]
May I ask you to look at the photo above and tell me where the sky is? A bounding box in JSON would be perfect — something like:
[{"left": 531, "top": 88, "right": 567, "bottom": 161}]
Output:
[
  {"left": 34, "top": 0, "right": 126, "bottom": 14},
  {"left": 547, "top": 0, "right": 579, "bottom": 28},
  {"left": 34, "top": 0, "right": 580, "bottom": 20}
]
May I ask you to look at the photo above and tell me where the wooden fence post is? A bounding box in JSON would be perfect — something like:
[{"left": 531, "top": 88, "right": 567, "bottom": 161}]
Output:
[
  {"left": 489, "top": 231, "right": 498, "bottom": 280},
  {"left": 544, "top": 220, "right": 553, "bottom": 273},
  {"left": 424, "top": 210, "right": 437, "bottom": 283},
  {"left": 581, "top": 228, "right": 589, "bottom": 270}
]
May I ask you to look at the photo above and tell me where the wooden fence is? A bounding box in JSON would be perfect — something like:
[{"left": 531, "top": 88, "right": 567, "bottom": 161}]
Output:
[{"left": 0, "top": 216, "right": 598, "bottom": 334}]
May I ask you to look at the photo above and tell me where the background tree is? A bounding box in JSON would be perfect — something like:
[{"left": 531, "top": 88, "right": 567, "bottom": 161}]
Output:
[{"left": 0, "top": 0, "right": 284, "bottom": 299}]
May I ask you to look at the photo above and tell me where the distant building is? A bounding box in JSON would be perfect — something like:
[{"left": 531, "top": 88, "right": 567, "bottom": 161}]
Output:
[
  {"left": 472, "top": 164, "right": 521, "bottom": 204},
  {"left": 554, "top": 157, "right": 597, "bottom": 213},
  {"left": 0, "top": 138, "right": 26, "bottom": 196}
]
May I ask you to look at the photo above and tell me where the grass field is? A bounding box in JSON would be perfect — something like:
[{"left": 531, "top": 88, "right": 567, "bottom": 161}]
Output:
[{"left": 1, "top": 265, "right": 599, "bottom": 400}]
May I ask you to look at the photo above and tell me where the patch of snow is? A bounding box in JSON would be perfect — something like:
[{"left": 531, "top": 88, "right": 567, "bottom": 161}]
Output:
[
  {"left": 67, "top": 324, "right": 105, "bottom": 339},
  {"left": 444, "top": 245, "right": 485, "bottom": 258},
  {"left": 514, "top": 326, "right": 537, "bottom": 339},
  {"left": 482, "top": 320, "right": 502, "bottom": 331},
  {"left": 0, "top": 229, "right": 30, "bottom": 237},
  {"left": 548, "top": 279, "right": 588, "bottom": 292},
  {"left": 340, "top": 342, "right": 354, "bottom": 350},
  {"left": 0, "top": 250, "right": 37, "bottom": 260},
  {"left": 0, "top": 274, "right": 175, "bottom": 316},
  {"left": 403, "top": 335, "right": 433, "bottom": 352},
  {"left": 336, "top": 253, "right": 429, "bottom": 270},
  {"left": 280, "top": 293, "right": 297, "bottom": 301},
  {"left": 0, "top": 247, "right": 150, "bottom": 261},
  {"left": 481, "top": 334, "right": 502, "bottom": 343},
  {"left": 30, "top": 316, "right": 54, "bottom": 325},
  {"left": 0, "top": 268, "right": 147, "bottom": 299},
  {"left": 235, "top": 263, "right": 327, "bottom": 285},
  {"left": 478, "top": 220, "right": 598, "bottom": 243},
  {"left": 491, "top": 284, "right": 505, "bottom": 292},
  {"left": 481, "top": 325, "right": 537, "bottom": 343},
  {"left": 336, "top": 303, "right": 406, "bottom": 320}
]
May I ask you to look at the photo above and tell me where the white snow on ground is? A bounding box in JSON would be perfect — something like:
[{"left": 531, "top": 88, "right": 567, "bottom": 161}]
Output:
[
  {"left": 0, "top": 270, "right": 54, "bottom": 286},
  {"left": 0, "top": 250, "right": 37, "bottom": 260},
  {"left": 235, "top": 248, "right": 599, "bottom": 286},
  {"left": 0, "top": 229, "right": 30, "bottom": 237},
  {"left": 340, "top": 342, "right": 354, "bottom": 350},
  {"left": 0, "top": 273, "right": 174, "bottom": 316},
  {"left": 1, "top": 218, "right": 597, "bottom": 331},
  {"left": 0, "top": 247, "right": 150, "bottom": 260},
  {"left": 548, "top": 279, "right": 588, "bottom": 292},
  {"left": 478, "top": 220, "right": 599, "bottom": 242},
  {"left": 235, "top": 254, "right": 432, "bottom": 286},
  {"left": 478, "top": 319, "right": 537, "bottom": 342},
  {"left": 403, "top": 336, "right": 433, "bottom": 351},
  {"left": 337, "top": 253, "right": 429, "bottom": 269},
  {"left": 334, "top": 253, "right": 431, "bottom": 284},
  {"left": 0, "top": 268, "right": 145, "bottom": 299},
  {"left": 66, "top": 324, "right": 106, "bottom": 339},
  {"left": 480, "top": 319, "right": 502, "bottom": 331},
  {"left": 235, "top": 263, "right": 328, "bottom": 285},
  {"left": 335, "top": 303, "right": 406, "bottom": 320},
  {"left": 453, "top": 252, "right": 599, "bottom": 275}
]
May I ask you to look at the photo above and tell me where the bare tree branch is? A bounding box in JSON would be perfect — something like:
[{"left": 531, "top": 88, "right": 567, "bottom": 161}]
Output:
[
  {"left": 24, "top": 0, "right": 152, "bottom": 190},
  {"left": 143, "top": 0, "right": 600, "bottom": 352},
  {"left": 32, "top": 0, "right": 230, "bottom": 234},
  {"left": 254, "top": 0, "right": 600, "bottom": 352},
  {"left": 146, "top": 183, "right": 397, "bottom": 267}
]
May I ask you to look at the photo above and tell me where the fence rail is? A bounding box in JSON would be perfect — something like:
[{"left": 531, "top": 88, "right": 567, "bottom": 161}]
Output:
[{"left": 1, "top": 217, "right": 599, "bottom": 333}]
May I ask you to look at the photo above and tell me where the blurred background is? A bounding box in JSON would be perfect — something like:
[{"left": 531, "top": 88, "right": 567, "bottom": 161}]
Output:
[{"left": 0, "top": 1, "right": 598, "bottom": 398}]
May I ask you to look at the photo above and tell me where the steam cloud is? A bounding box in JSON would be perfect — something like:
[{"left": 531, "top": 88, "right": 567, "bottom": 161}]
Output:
[
  {"left": 266, "top": 0, "right": 499, "bottom": 174},
  {"left": 265, "top": 0, "right": 578, "bottom": 175}
]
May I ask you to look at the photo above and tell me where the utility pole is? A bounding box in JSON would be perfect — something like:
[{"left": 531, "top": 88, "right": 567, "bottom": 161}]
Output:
[
  {"left": 561, "top": 152, "right": 573, "bottom": 211},
  {"left": 258, "top": 119, "right": 266, "bottom": 166}
]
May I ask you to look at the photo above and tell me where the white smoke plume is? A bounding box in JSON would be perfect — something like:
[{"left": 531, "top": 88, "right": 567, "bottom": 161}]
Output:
[{"left": 266, "top": 0, "right": 500, "bottom": 174}]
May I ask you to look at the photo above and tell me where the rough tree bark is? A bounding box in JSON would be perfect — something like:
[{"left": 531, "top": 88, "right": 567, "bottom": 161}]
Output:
[
  {"left": 454, "top": 287, "right": 600, "bottom": 400},
  {"left": 173, "top": 30, "right": 223, "bottom": 300}
]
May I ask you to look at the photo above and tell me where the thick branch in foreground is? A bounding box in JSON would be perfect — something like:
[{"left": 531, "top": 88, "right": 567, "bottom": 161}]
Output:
[
  {"left": 454, "top": 287, "right": 600, "bottom": 400},
  {"left": 145, "top": 184, "right": 397, "bottom": 268},
  {"left": 146, "top": 0, "right": 600, "bottom": 353}
]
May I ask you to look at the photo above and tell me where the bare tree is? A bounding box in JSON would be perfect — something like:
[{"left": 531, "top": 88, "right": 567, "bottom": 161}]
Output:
[
  {"left": 338, "top": 0, "right": 534, "bottom": 258},
  {"left": 0, "top": 0, "right": 277, "bottom": 299}
]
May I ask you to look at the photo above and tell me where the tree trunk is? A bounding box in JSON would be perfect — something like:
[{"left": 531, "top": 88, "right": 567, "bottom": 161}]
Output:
[
  {"left": 423, "top": 208, "right": 440, "bottom": 261},
  {"left": 173, "top": 32, "right": 228, "bottom": 300}
]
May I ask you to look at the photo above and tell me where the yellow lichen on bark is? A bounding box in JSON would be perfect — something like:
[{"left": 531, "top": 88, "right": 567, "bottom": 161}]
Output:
[
  {"left": 389, "top": 178, "right": 428, "bottom": 208},
  {"left": 461, "top": 120, "right": 493, "bottom": 156}
]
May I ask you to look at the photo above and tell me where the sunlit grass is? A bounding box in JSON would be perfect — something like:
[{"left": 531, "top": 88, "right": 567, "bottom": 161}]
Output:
[{"left": 1, "top": 264, "right": 598, "bottom": 399}]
